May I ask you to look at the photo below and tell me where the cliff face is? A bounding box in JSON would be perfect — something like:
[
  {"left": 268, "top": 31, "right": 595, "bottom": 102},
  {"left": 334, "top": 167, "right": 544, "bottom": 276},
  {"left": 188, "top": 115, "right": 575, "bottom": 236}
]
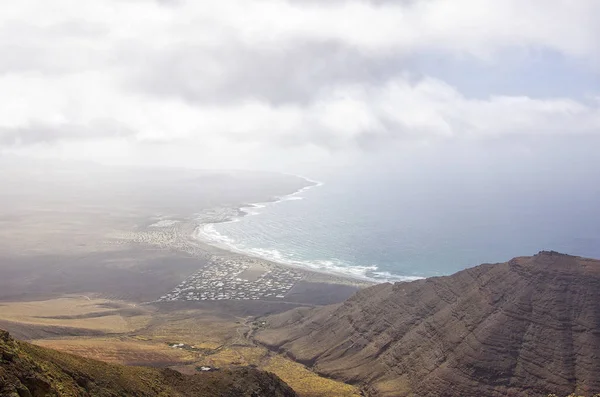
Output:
[
  {"left": 255, "top": 252, "right": 600, "bottom": 397},
  {"left": 0, "top": 329, "right": 297, "bottom": 397}
]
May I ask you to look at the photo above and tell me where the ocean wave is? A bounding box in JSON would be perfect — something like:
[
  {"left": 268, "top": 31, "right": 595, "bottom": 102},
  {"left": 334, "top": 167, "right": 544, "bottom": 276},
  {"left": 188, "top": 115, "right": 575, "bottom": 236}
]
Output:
[
  {"left": 370, "top": 271, "right": 425, "bottom": 282},
  {"left": 224, "top": 243, "right": 381, "bottom": 281},
  {"left": 275, "top": 196, "right": 303, "bottom": 202},
  {"left": 240, "top": 203, "right": 269, "bottom": 216},
  {"left": 194, "top": 175, "right": 424, "bottom": 283},
  {"left": 149, "top": 219, "right": 180, "bottom": 228},
  {"left": 196, "top": 175, "right": 320, "bottom": 237},
  {"left": 204, "top": 175, "right": 323, "bottom": 223},
  {"left": 196, "top": 223, "right": 419, "bottom": 282},
  {"left": 199, "top": 224, "right": 237, "bottom": 245},
  {"left": 269, "top": 176, "right": 322, "bottom": 204}
]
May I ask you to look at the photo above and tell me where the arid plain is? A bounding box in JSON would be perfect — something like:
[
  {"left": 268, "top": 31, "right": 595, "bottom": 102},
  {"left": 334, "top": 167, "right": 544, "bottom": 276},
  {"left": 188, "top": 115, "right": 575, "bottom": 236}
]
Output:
[{"left": 0, "top": 162, "right": 369, "bottom": 397}]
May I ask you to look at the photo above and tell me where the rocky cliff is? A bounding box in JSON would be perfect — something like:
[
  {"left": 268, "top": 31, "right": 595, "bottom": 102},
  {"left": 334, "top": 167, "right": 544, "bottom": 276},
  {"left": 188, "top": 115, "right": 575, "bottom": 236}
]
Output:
[
  {"left": 0, "top": 329, "right": 297, "bottom": 397},
  {"left": 255, "top": 251, "right": 600, "bottom": 397}
]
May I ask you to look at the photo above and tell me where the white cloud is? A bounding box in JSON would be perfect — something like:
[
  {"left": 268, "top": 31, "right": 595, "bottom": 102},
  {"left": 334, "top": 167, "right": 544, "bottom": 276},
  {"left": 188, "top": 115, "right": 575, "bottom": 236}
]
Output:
[
  {"left": 0, "top": 0, "right": 598, "bottom": 169},
  {"left": 4, "top": 0, "right": 598, "bottom": 59}
]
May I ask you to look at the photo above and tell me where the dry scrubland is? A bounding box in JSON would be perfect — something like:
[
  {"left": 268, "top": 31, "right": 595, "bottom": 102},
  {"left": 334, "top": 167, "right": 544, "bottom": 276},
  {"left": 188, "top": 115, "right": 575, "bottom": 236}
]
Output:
[
  {"left": 0, "top": 297, "right": 151, "bottom": 334},
  {"left": 1, "top": 329, "right": 298, "bottom": 397},
  {"left": 0, "top": 296, "right": 362, "bottom": 397}
]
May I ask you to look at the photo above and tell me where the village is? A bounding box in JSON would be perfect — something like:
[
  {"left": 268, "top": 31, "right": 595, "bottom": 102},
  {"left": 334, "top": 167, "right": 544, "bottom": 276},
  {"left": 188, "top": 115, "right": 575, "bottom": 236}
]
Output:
[{"left": 159, "top": 256, "right": 305, "bottom": 302}]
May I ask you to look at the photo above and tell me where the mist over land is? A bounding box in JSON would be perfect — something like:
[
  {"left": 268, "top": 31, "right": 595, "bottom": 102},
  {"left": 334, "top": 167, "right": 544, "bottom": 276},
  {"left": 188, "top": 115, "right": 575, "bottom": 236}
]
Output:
[{"left": 0, "top": 159, "right": 324, "bottom": 301}]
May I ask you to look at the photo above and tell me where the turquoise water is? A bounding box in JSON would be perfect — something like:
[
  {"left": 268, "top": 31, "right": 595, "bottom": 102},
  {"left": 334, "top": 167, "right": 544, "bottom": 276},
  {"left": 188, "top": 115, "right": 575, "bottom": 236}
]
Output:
[{"left": 198, "top": 167, "right": 600, "bottom": 281}]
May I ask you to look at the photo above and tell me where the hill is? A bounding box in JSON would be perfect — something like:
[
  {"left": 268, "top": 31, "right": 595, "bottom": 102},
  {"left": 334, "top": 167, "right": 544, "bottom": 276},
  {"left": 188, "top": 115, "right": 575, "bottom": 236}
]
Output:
[
  {"left": 0, "top": 328, "right": 297, "bottom": 397},
  {"left": 254, "top": 251, "right": 600, "bottom": 396}
]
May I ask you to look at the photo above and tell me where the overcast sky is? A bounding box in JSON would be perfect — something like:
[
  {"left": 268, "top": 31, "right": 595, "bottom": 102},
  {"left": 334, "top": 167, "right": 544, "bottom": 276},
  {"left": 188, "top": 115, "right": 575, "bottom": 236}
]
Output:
[{"left": 1, "top": 0, "right": 599, "bottom": 173}]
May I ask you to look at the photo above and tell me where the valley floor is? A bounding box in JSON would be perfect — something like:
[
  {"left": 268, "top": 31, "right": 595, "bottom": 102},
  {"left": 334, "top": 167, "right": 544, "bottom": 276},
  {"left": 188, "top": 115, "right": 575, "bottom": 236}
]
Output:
[{"left": 0, "top": 295, "right": 362, "bottom": 397}]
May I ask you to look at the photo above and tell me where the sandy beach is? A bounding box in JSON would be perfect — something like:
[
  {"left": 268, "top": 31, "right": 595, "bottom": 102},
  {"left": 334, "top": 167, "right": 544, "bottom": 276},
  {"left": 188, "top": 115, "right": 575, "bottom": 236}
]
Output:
[{"left": 120, "top": 219, "right": 374, "bottom": 305}]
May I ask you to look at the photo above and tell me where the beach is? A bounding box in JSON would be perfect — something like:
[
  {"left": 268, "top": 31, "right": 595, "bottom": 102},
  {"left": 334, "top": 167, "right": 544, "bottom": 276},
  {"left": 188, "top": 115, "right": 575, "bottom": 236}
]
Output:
[
  {"left": 106, "top": 175, "right": 377, "bottom": 307},
  {"left": 120, "top": 218, "right": 374, "bottom": 305},
  {"left": 0, "top": 167, "right": 372, "bottom": 307}
]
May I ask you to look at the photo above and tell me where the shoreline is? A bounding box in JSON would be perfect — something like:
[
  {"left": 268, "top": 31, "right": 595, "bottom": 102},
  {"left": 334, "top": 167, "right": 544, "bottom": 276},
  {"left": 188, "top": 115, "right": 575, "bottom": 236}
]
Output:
[
  {"left": 130, "top": 213, "right": 374, "bottom": 306},
  {"left": 192, "top": 175, "right": 423, "bottom": 284},
  {"left": 237, "top": 174, "right": 323, "bottom": 219},
  {"left": 137, "top": 220, "right": 374, "bottom": 305},
  {"left": 191, "top": 180, "right": 386, "bottom": 283},
  {"left": 190, "top": 231, "right": 374, "bottom": 287},
  {"left": 124, "top": 174, "right": 425, "bottom": 304},
  {"left": 10, "top": 173, "right": 381, "bottom": 305},
  {"left": 191, "top": 175, "right": 375, "bottom": 283}
]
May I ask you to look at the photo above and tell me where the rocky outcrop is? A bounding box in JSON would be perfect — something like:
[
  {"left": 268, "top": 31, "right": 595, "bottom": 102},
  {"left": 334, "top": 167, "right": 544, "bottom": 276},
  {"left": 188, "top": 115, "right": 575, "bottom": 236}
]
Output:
[
  {"left": 255, "top": 252, "right": 600, "bottom": 397},
  {"left": 0, "top": 329, "right": 297, "bottom": 397}
]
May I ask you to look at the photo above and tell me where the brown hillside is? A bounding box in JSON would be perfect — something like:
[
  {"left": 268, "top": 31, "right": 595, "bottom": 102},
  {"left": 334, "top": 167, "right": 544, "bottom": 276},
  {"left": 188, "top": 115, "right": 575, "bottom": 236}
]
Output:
[
  {"left": 0, "top": 329, "right": 297, "bottom": 397},
  {"left": 255, "top": 251, "right": 600, "bottom": 397}
]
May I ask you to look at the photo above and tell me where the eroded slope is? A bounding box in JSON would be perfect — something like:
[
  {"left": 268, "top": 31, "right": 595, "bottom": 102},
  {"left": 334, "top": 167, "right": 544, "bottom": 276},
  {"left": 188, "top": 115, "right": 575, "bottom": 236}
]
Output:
[{"left": 255, "top": 252, "right": 600, "bottom": 397}]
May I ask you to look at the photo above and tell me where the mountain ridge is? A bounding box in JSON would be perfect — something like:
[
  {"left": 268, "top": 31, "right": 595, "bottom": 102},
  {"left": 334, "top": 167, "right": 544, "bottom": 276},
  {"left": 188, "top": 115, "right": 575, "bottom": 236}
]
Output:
[{"left": 254, "top": 251, "right": 600, "bottom": 396}]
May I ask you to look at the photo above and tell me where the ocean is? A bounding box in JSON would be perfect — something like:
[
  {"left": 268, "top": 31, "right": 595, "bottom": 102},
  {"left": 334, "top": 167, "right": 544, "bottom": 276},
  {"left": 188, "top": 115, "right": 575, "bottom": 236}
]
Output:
[{"left": 197, "top": 169, "right": 600, "bottom": 282}]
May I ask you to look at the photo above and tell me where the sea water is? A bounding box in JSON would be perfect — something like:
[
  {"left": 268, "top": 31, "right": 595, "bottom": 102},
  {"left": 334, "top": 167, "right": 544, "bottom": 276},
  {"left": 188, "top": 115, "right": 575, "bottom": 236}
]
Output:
[{"left": 197, "top": 169, "right": 600, "bottom": 282}]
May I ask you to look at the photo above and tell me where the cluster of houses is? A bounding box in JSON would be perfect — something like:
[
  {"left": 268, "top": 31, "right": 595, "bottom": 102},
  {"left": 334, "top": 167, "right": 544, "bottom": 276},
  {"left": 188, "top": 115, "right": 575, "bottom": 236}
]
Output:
[{"left": 159, "top": 256, "right": 305, "bottom": 302}]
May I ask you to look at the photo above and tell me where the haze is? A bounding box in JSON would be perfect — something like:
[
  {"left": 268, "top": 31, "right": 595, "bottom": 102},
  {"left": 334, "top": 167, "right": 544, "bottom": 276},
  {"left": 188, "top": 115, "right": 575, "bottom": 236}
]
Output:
[{"left": 1, "top": 3, "right": 600, "bottom": 396}]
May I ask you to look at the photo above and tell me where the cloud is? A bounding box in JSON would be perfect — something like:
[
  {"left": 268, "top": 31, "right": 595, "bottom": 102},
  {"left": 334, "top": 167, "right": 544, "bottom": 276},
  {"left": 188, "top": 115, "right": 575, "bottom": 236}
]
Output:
[
  {"left": 127, "top": 40, "right": 396, "bottom": 105},
  {"left": 200, "top": 78, "right": 600, "bottom": 149},
  {"left": 0, "top": 120, "right": 135, "bottom": 146},
  {"left": 0, "top": 0, "right": 598, "bottom": 169}
]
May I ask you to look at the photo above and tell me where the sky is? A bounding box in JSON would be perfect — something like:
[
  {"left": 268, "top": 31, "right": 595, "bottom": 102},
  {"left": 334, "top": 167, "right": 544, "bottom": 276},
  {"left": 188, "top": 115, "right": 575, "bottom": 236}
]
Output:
[{"left": 1, "top": 0, "right": 599, "bottom": 174}]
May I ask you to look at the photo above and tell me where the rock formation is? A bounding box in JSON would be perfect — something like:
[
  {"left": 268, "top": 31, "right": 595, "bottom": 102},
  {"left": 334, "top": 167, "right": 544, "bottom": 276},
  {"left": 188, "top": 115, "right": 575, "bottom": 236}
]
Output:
[{"left": 255, "top": 251, "right": 600, "bottom": 396}]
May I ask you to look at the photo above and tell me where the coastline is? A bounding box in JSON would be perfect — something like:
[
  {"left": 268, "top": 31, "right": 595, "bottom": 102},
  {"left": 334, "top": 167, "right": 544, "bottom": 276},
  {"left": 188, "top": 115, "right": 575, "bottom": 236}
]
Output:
[
  {"left": 0, "top": 167, "right": 372, "bottom": 307},
  {"left": 132, "top": 219, "right": 374, "bottom": 305},
  {"left": 188, "top": 236, "right": 376, "bottom": 288},
  {"left": 121, "top": 175, "right": 374, "bottom": 305},
  {"left": 191, "top": 175, "right": 373, "bottom": 282},
  {"left": 118, "top": 176, "right": 379, "bottom": 304},
  {"left": 192, "top": 175, "right": 422, "bottom": 284}
]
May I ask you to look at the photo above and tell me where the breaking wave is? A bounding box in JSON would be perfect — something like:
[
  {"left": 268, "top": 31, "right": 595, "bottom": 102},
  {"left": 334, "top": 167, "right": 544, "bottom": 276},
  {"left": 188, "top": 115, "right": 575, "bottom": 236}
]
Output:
[{"left": 194, "top": 175, "right": 423, "bottom": 283}]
